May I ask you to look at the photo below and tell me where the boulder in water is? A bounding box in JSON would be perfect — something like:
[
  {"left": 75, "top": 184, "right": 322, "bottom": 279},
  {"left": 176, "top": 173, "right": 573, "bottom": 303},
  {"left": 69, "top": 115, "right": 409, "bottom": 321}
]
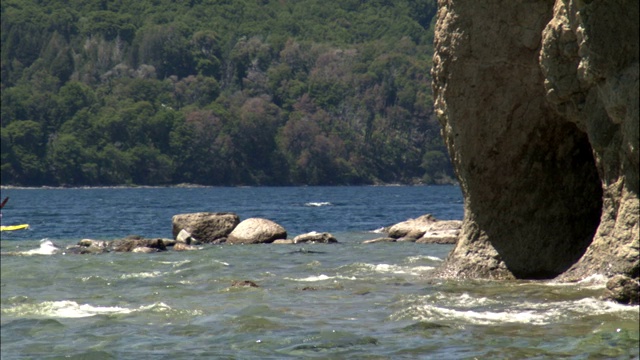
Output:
[
  {"left": 172, "top": 212, "right": 239, "bottom": 243},
  {"left": 383, "top": 214, "right": 461, "bottom": 244},
  {"left": 226, "top": 218, "right": 287, "bottom": 244},
  {"left": 605, "top": 275, "right": 639, "bottom": 305}
]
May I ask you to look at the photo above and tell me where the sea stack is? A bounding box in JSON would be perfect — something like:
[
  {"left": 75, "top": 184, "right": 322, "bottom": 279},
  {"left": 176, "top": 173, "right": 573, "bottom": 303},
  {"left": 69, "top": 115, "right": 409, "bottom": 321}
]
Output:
[{"left": 431, "top": 0, "right": 638, "bottom": 302}]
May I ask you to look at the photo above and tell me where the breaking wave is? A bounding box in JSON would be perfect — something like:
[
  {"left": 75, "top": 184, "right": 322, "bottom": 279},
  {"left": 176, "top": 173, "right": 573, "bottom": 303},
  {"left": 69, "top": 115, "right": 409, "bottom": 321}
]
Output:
[
  {"left": 1, "top": 300, "right": 202, "bottom": 319},
  {"left": 304, "top": 202, "right": 333, "bottom": 207}
]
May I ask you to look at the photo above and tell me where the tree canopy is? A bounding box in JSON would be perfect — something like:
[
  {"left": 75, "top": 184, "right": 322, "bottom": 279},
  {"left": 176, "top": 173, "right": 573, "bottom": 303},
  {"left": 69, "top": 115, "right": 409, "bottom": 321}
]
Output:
[{"left": 1, "top": 0, "right": 453, "bottom": 186}]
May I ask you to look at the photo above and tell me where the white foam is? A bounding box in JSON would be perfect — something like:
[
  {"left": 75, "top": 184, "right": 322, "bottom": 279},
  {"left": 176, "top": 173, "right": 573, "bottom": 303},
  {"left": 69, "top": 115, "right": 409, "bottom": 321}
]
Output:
[
  {"left": 354, "top": 263, "right": 435, "bottom": 276},
  {"left": 542, "top": 274, "right": 609, "bottom": 289},
  {"left": 304, "top": 202, "right": 332, "bottom": 207},
  {"left": 158, "top": 260, "right": 192, "bottom": 267},
  {"left": 119, "top": 271, "right": 161, "bottom": 279},
  {"left": 2, "top": 300, "right": 133, "bottom": 318},
  {"left": 408, "top": 304, "right": 559, "bottom": 325},
  {"left": 410, "top": 266, "right": 437, "bottom": 273},
  {"left": 291, "top": 274, "right": 333, "bottom": 282},
  {"left": 406, "top": 255, "right": 443, "bottom": 263},
  {"left": 409, "top": 292, "right": 498, "bottom": 308},
  {"left": 137, "top": 302, "right": 172, "bottom": 312},
  {"left": 454, "top": 293, "right": 496, "bottom": 307},
  {"left": 563, "top": 297, "right": 639, "bottom": 317},
  {"left": 393, "top": 294, "right": 639, "bottom": 326},
  {"left": 1, "top": 301, "right": 184, "bottom": 319},
  {"left": 18, "top": 239, "right": 60, "bottom": 255},
  {"left": 287, "top": 274, "right": 357, "bottom": 282},
  {"left": 371, "top": 263, "right": 435, "bottom": 275}
]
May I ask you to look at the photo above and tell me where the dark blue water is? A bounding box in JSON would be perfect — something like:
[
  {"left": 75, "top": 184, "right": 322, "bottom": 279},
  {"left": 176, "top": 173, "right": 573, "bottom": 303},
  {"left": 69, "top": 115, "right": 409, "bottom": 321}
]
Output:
[{"left": 0, "top": 186, "right": 463, "bottom": 241}]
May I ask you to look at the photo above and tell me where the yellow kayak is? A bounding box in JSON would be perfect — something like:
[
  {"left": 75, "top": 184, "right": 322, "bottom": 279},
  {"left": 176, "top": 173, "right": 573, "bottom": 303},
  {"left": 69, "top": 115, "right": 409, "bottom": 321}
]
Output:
[{"left": 0, "top": 224, "right": 29, "bottom": 231}]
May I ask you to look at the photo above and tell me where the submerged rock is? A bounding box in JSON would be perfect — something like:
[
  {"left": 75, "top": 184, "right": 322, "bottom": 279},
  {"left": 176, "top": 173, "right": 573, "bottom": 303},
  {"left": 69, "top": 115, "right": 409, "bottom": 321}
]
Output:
[
  {"left": 64, "top": 236, "right": 170, "bottom": 254},
  {"left": 362, "top": 237, "right": 396, "bottom": 244},
  {"left": 66, "top": 239, "right": 110, "bottom": 254},
  {"left": 231, "top": 280, "right": 259, "bottom": 288},
  {"left": 293, "top": 232, "right": 338, "bottom": 244},
  {"left": 173, "top": 242, "right": 200, "bottom": 251},
  {"left": 226, "top": 218, "right": 287, "bottom": 244},
  {"left": 111, "top": 237, "right": 168, "bottom": 252},
  {"left": 131, "top": 246, "right": 160, "bottom": 253}
]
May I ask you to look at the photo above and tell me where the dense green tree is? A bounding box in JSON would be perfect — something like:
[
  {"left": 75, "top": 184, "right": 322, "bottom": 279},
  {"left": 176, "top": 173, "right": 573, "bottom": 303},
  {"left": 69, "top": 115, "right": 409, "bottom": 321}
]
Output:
[
  {"left": 1, "top": 120, "right": 47, "bottom": 185},
  {"left": 46, "top": 133, "right": 92, "bottom": 185},
  {"left": 1, "top": 0, "right": 453, "bottom": 187}
]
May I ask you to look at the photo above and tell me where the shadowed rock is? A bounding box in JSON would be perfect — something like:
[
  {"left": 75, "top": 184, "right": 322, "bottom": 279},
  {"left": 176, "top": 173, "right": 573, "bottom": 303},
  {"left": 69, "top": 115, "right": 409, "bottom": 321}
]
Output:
[
  {"left": 172, "top": 212, "right": 239, "bottom": 243},
  {"left": 110, "top": 236, "right": 167, "bottom": 252},
  {"left": 605, "top": 275, "right": 639, "bottom": 305},
  {"left": 231, "top": 280, "right": 259, "bottom": 288}
]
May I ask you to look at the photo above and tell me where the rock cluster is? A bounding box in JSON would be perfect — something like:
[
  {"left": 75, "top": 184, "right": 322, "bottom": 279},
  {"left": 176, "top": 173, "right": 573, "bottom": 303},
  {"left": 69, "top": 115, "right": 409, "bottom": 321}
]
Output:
[
  {"left": 57, "top": 211, "right": 462, "bottom": 255},
  {"left": 363, "top": 214, "right": 461, "bottom": 244},
  {"left": 60, "top": 212, "right": 342, "bottom": 254},
  {"left": 431, "top": 0, "right": 638, "bottom": 303}
]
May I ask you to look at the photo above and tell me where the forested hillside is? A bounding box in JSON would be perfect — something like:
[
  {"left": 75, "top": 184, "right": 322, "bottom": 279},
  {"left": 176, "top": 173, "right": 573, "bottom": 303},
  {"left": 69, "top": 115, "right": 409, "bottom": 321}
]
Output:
[{"left": 1, "top": 0, "right": 453, "bottom": 186}]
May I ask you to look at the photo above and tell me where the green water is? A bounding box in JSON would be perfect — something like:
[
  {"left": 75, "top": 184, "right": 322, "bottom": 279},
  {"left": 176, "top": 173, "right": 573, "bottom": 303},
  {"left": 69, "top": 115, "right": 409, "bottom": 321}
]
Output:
[{"left": 2, "top": 237, "right": 638, "bottom": 359}]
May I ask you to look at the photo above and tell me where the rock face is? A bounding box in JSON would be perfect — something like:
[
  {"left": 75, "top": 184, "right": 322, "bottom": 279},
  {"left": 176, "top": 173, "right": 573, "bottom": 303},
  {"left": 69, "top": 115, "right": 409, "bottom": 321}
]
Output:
[
  {"left": 431, "top": 0, "right": 639, "bottom": 295},
  {"left": 226, "top": 218, "right": 287, "bottom": 244},
  {"left": 172, "top": 212, "right": 240, "bottom": 243}
]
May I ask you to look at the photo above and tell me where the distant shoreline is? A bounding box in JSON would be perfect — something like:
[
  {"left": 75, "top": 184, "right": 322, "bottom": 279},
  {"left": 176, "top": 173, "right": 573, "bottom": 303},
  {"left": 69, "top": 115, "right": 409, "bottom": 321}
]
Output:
[{"left": 1, "top": 183, "right": 459, "bottom": 190}]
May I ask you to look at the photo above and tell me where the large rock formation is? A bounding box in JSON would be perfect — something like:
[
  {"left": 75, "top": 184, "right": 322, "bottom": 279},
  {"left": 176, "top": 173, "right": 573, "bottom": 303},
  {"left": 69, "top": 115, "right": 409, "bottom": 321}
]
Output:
[
  {"left": 431, "top": 0, "right": 638, "bottom": 296},
  {"left": 172, "top": 212, "right": 240, "bottom": 243}
]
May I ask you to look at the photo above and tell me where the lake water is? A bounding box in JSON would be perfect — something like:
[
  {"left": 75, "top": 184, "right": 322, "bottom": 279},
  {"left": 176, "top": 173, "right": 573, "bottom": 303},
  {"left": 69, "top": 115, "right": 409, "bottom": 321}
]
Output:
[{"left": 1, "top": 186, "right": 638, "bottom": 359}]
